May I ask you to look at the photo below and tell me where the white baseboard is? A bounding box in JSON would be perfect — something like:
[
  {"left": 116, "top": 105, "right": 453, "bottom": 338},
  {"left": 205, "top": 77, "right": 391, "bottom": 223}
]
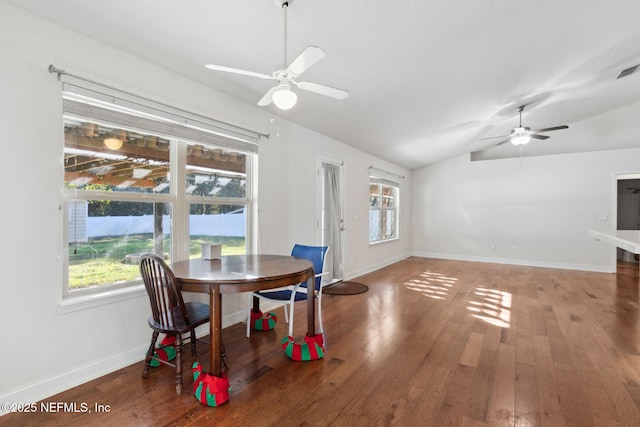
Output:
[
  {"left": 344, "top": 253, "right": 412, "bottom": 281},
  {"left": 410, "top": 251, "right": 614, "bottom": 273},
  {"left": 0, "top": 309, "right": 253, "bottom": 417},
  {"left": 0, "top": 344, "right": 148, "bottom": 416}
]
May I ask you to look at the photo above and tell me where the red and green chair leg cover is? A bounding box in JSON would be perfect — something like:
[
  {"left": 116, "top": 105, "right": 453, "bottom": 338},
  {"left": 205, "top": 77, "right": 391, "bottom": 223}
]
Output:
[
  {"left": 150, "top": 334, "right": 177, "bottom": 367},
  {"left": 192, "top": 362, "right": 231, "bottom": 406},
  {"left": 281, "top": 334, "right": 325, "bottom": 361},
  {"left": 250, "top": 310, "right": 277, "bottom": 331}
]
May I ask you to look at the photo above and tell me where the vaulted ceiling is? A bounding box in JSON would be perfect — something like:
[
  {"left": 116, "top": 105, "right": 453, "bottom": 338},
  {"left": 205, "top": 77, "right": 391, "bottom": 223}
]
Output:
[{"left": 5, "top": 0, "right": 640, "bottom": 169}]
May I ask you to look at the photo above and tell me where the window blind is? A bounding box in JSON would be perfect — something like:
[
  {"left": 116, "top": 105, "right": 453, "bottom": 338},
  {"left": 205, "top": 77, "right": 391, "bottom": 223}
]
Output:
[
  {"left": 60, "top": 79, "right": 262, "bottom": 154},
  {"left": 369, "top": 176, "right": 399, "bottom": 187}
]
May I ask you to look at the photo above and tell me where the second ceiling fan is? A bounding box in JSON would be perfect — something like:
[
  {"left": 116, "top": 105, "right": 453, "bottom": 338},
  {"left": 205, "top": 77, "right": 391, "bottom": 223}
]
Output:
[
  {"left": 480, "top": 105, "right": 568, "bottom": 148},
  {"left": 205, "top": 0, "right": 349, "bottom": 110}
]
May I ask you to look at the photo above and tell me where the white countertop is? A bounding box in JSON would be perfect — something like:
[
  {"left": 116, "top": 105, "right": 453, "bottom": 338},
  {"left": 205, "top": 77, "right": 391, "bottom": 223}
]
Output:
[{"left": 589, "top": 229, "right": 640, "bottom": 254}]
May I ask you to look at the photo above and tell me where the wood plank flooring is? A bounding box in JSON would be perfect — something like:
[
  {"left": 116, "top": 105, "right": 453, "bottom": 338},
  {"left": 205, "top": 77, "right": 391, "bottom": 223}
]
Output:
[{"left": 3, "top": 257, "right": 640, "bottom": 426}]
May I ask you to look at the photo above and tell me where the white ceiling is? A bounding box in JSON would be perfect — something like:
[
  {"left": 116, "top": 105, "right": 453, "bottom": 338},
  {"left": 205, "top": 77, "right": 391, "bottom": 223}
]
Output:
[{"left": 6, "top": 0, "right": 640, "bottom": 169}]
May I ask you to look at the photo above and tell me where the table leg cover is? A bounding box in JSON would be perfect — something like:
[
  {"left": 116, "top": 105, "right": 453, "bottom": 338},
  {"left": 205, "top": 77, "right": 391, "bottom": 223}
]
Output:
[
  {"left": 192, "top": 362, "right": 231, "bottom": 406},
  {"left": 251, "top": 310, "right": 277, "bottom": 331},
  {"left": 150, "top": 334, "right": 176, "bottom": 367},
  {"left": 281, "top": 334, "right": 325, "bottom": 361}
]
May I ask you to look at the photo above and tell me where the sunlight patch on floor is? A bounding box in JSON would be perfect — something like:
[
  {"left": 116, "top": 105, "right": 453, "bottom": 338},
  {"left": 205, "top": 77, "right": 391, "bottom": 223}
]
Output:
[
  {"left": 468, "top": 287, "right": 512, "bottom": 328},
  {"left": 404, "top": 271, "right": 458, "bottom": 300}
]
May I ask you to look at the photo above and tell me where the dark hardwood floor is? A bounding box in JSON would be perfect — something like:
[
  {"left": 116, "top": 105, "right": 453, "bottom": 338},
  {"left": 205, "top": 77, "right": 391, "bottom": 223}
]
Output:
[{"left": 3, "top": 257, "right": 640, "bottom": 426}]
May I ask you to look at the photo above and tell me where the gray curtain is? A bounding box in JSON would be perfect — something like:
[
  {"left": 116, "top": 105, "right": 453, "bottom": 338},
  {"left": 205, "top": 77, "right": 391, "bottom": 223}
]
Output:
[{"left": 323, "top": 163, "right": 343, "bottom": 281}]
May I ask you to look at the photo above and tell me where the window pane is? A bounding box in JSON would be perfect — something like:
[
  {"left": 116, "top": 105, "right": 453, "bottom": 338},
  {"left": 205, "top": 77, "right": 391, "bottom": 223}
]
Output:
[
  {"left": 64, "top": 118, "right": 171, "bottom": 194},
  {"left": 369, "top": 209, "right": 381, "bottom": 241},
  {"left": 382, "top": 185, "right": 396, "bottom": 208},
  {"left": 369, "top": 183, "right": 380, "bottom": 207},
  {"left": 186, "top": 143, "right": 247, "bottom": 198},
  {"left": 189, "top": 203, "right": 246, "bottom": 257},
  {"left": 68, "top": 200, "right": 171, "bottom": 291},
  {"left": 383, "top": 209, "right": 396, "bottom": 239}
]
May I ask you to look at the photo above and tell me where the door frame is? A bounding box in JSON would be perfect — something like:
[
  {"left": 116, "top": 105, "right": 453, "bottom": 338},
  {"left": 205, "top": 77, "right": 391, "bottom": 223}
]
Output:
[
  {"left": 615, "top": 172, "right": 640, "bottom": 269},
  {"left": 316, "top": 157, "right": 345, "bottom": 283}
]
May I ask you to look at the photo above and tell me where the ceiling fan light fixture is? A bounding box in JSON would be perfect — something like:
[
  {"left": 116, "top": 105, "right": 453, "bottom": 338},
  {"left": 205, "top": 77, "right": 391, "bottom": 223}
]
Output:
[
  {"left": 272, "top": 84, "right": 297, "bottom": 110},
  {"left": 510, "top": 127, "right": 531, "bottom": 146},
  {"left": 511, "top": 135, "right": 530, "bottom": 146}
]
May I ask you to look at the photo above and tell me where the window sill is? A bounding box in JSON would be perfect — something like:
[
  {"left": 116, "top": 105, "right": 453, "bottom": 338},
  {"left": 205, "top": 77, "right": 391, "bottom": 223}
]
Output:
[
  {"left": 59, "top": 284, "right": 146, "bottom": 314},
  {"left": 369, "top": 237, "right": 399, "bottom": 246}
]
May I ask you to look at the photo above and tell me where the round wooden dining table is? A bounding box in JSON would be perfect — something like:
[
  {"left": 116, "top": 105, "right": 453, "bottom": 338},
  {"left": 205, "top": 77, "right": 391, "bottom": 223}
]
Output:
[{"left": 170, "top": 254, "right": 315, "bottom": 376}]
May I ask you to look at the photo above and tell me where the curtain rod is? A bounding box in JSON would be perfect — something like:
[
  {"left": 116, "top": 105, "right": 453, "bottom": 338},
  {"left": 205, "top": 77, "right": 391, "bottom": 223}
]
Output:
[
  {"left": 48, "top": 64, "right": 270, "bottom": 140},
  {"left": 368, "top": 166, "right": 405, "bottom": 180}
]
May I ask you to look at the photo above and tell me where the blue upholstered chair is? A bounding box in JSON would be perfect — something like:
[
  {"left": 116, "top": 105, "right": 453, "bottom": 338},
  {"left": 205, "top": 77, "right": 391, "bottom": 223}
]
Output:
[{"left": 246, "top": 244, "right": 329, "bottom": 337}]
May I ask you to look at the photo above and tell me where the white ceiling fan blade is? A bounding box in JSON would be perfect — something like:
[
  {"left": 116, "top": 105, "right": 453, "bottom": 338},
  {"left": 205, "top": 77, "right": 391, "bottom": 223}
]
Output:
[
  {"left": 257, "top": 86, "right": 278, "bottom": 106},
  {"left": 286, "top": 46, "right": 326, "bottom": 77},
  {"left": 478, "top": 134, "right": 509, "bottom": 141},
  {"left": 295, "top": 81, "right": 349, "bottom": 100},
  {"left": 204, "top": 64, "right": 275, "bottom": 80}
]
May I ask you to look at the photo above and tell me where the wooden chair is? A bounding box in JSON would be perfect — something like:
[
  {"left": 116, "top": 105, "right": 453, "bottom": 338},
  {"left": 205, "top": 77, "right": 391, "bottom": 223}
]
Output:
[{"left": 139, "top": 253, "right": 210, "bottom": 395}]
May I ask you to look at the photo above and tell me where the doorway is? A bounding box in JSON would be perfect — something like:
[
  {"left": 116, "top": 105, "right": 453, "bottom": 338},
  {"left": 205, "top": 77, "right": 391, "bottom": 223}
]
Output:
[
  {"left": 616, "top": 174, "right": 640, "bottom": 265},
  {"left": 317, "top": 159, "right": 344, "bottom": 284}
]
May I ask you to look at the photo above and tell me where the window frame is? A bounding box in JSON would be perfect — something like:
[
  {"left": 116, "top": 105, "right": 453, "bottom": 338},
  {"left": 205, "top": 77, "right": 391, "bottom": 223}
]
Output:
[
  {"left": 368, "top": 177, "right": 400, "bottom": 244},
  {"left": 61, "top": 88, "right": 257, "bottom": 300}
]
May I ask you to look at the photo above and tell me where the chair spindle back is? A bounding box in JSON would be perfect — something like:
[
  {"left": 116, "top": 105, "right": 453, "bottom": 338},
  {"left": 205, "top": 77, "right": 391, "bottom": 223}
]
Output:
[{"left": 139, "top": 253, "right": 189, "bottom": 329}]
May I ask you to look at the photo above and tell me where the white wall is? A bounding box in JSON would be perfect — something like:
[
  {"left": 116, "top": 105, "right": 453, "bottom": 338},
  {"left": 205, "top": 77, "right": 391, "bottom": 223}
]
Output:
[
  {"left": 0, "top": 3, "right": 410, "bottom": 407},
  {"left": 411, "top": 146, "right": 640, "bottom": 272}
]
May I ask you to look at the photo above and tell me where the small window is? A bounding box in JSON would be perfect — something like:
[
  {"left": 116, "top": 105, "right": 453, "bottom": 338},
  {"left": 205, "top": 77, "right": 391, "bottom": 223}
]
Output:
[{"left": 369, "top": 178, "right": 399, "bottom": 243}]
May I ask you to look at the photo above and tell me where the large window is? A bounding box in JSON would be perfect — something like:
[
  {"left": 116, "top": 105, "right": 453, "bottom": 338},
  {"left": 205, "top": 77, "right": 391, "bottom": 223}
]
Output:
[
  {"left": 369, "top": 178, "right": 399, "bottom": 243},
  {"left": 62, "top": 89, "right": 257, "bottom": 295}
]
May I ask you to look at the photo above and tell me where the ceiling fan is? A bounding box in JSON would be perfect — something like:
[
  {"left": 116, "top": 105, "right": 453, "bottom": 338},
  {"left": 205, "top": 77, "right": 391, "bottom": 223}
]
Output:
[
  {"left": 204, "top": 0, "right": 348, "bottom": 111},
  {"left": 479, "top": 105, "right": 568, "bottom": 147}
]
